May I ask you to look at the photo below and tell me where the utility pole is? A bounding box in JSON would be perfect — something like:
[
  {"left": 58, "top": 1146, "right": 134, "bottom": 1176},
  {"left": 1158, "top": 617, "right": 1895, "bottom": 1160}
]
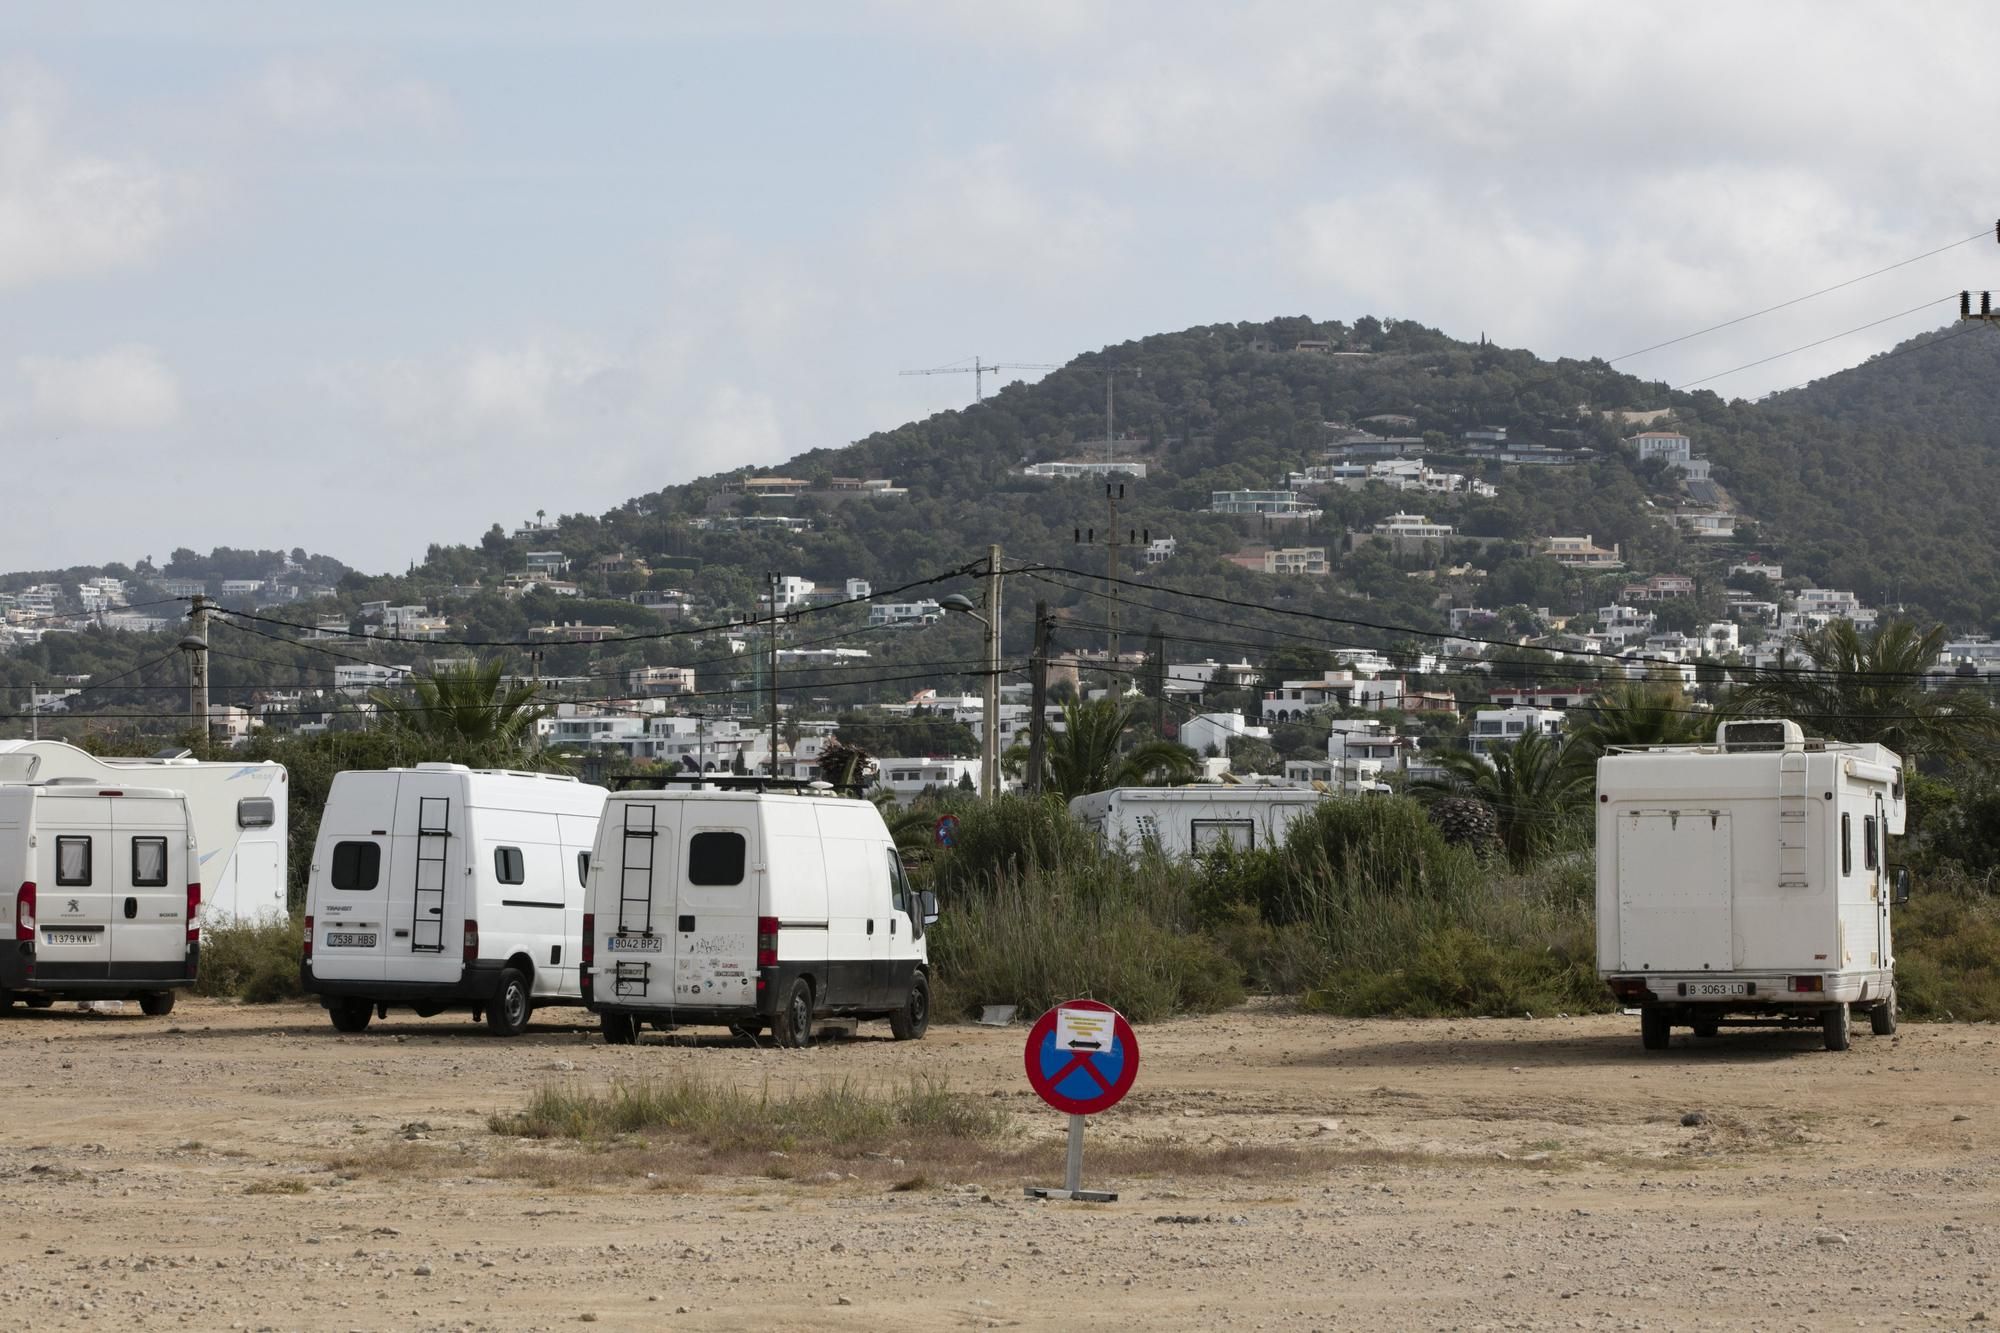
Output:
[
  {"left": 1074, "top": 488, "right": 1148, "bottom": 697},
  {"left": 1027, "top": 602, "right": 1052, "bottom": 797},
  {"left": 767, "top": 572, "right": 781, "bottom": 779},
  {"left": 1960, "top": 290, "right": 2000, "bottom": 324},
  {"left": 981, "top": 545, "right": 1003, "bottom": 800},
  {"left": 29, "top": 679, "right": 38, "bottom": 742},
  {"left": 181, "top": 595, "right": 209, "bottom": 745}
]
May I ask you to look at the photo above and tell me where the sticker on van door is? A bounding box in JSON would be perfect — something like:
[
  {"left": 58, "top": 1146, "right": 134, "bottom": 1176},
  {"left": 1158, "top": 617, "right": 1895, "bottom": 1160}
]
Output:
[{"left": 678, "top": 931, "right": 753, "bottom": 997}]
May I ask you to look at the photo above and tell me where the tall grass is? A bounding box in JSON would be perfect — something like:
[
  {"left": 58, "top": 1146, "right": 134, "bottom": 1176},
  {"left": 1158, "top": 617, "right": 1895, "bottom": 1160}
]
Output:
[
  {"left": 195, "top": 917, "right": 305, "bottom": 1003},
  {"left": 1892, "top": 868, "right": 2000, "bottom": 1021}
]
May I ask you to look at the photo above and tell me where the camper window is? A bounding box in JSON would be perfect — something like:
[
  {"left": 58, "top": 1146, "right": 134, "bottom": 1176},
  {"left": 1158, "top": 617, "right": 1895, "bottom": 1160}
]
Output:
[
  {"left": 1841, "top": 814, "right": 1852, "bottom": 877},
  {"left": 330, "top": 840, "right": 381, "bottom": 892},
  {"left": 1864, "top": 816, "right": 1879, "bottom": 870},
  {"left": 494, "top": 847, "right": 525, "bottom": 885},
  {"left": 132, "top": 837, "right": 169, "bottom": 888},
  {"left": 1191, "top": 819, "right": 1255, "bottom": 852},
  {"left": 237, "top": 797, "right": 276, "bottom": 829},
  {"left": 687, "top": 831, "right": 745, "bottom": 886},
  {"left": 56, "top": 836, "right": 92, "bottom": 887}
]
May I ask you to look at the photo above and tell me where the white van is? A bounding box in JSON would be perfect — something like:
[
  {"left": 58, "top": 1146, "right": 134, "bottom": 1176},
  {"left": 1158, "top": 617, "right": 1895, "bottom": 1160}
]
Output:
[
  {"left": 0, "top": 741, "right": 288, "bottom": 924},
  {"left": 0, "top": 783, "right": 200, "bottom": 1015},
  {"left": 301, "top": 764, "right": 607, "bottom": 1036},
  {"left": 1069, "top": 784, "right": 1331, "bottom": 858},
  {"left": 581, "top": 777, "right": 934, "bottom": 1047},
  {"left": 1597, "top": 719, "right": 1907, "bottom": 1052}
]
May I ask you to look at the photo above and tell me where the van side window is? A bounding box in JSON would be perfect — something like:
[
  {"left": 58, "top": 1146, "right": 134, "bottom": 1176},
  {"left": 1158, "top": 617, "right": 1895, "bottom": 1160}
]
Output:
[
  {"left": 237, "top": 797, "right": 276, "bottom": 829},
  {"left": 494, "top": 847, "right": 525, "bottom": 885},
  {"left": 56, "top": 836, "right": 92, "bottom": 887},
  {"left": 577, "top": 851, "right": 590, "bottom": 886},
  {"left": 888, "top": 849, "right": 922, "bottom": 940},
  {"left": 330, "top": 841, "right": 380, "bottom": 892},
  {"left": 1841, "top": 813, "right": 1852, "bottom": 877},
  {"left": 1864, "top": 815, "right": 1879, "bottom": 871},
  {"left": 687, "top": 832, "right": 745, "bottom": 886},
  {"left": 132, "top": 837, "right": 169, "bottom": 888}
]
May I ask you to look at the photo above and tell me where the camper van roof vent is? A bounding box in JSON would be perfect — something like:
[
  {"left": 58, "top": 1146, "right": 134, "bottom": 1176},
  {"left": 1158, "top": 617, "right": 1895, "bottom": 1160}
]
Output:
[
  {"left": 1716, "top": 718, "right": 1805, "bottom": 753},
  {"left": 412, "top": 762, "right": 473, "bottom": 772}
]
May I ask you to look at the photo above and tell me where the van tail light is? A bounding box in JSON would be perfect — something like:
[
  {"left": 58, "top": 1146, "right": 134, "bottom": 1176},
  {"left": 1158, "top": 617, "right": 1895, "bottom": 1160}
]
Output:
[
  {"left": 186, "top": 883, "right": 201, "bottom": 944},
  {"left": 1608, "top": 976, "right": 1654, "bottom": 1002},
  {"left": 757, "top": 916, "right": 779, "bottom": 968},
  {"left": 15, "top": 881, "right": 34, "bottom": 942},
  {"left": 580, "top": 912, "right": 594, "bottom": 1002},
  {"left": 302, "top": 914, "right": 314, "bottom": 962},
  {"left": 463, "top": 918, "right": 479, "bottom": 964},
  {"left": 1789, "top": 975, "right": 1824, "bottom": 993}
]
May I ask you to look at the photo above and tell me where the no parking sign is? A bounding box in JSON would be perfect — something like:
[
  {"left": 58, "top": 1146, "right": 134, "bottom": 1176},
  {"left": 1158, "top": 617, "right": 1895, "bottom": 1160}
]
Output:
[{"left": 1023, "top": 999, "right": 1138, "bottom": 1201}]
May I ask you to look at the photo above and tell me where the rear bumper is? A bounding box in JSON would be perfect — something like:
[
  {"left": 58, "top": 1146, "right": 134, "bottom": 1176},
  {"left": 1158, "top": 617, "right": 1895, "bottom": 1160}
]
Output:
[
  {"left": 302, "top": 959, "right": 507, "bottom": 1007},
  {"left": 1604, "top": 971, "right": 1892, "bottom": 1006},
  {"left": 2, "top": 942, "right": 196, "bottom": 996}
]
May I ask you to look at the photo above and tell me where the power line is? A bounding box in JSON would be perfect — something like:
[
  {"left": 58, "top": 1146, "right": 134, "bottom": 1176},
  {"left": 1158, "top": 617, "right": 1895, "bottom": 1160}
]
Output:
[{"left": 1673, "top": 295, "right": 1958, "bottom": 392}]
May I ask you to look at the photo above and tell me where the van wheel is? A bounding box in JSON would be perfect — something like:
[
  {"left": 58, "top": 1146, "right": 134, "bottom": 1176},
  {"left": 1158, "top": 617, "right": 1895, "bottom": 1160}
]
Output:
[
  {"left": 25, "top": 996, "right": 53, "bottom": 1010},
  {"left": 1870, "top": 989, "right": 1898, "bottom": 1036},
  {"left": 1690, "top": 1013, "right": 1720, "bottom": 1039},
  {"left": 889, "top": 974, "right": 930, "bottom": 1041},
  {"left": 1640, "top": 1008, "right": 1671, "bottom": 1050},
  {"left": 772, "top": 978, "right": 815, "bottom": 1049},
  {"left": 485, "top": 969, "right": 532, "bottom": 1037},
  {"left": 600, "top": 1011, "right": 638, "bottom": 1045},
  {"left": 328, "top": 998, "right": 373, "bottom": 1033},
  {"left": 1823, "top": 1003, "right": 1852, "bottom": 1052},
  {"left": 139, "top": 992, "right": 176, "bottom": 1017}
]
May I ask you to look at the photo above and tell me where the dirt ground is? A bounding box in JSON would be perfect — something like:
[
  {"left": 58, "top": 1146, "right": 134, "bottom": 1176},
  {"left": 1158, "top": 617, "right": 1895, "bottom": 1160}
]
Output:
[{"left": 0, "top": 998, "right": 1995, "bottom": 1332}]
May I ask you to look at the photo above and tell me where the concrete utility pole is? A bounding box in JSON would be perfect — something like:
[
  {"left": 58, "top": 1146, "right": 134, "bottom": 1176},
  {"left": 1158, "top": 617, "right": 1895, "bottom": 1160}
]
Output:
[
  {"left": 767, "top": 572, "right": 781, "bottom": 779},
  {"left": 1027, "top": 602, "right": 1051, "bottom": 797},
  {"left": 1075, "top": 488, "right": 1149, "bottom": 697},
  {"left": 1960, "top": 290, "right": 2000, "bottom": 324},
  {"left": 29, "top": 679, "right": 38, "bottom": 742},
  {"left": 982, "top": 545, "right": 1003, "bottom": 800},
  {"left": 180, "top": 595, "right": 210, "bottom": 743}
]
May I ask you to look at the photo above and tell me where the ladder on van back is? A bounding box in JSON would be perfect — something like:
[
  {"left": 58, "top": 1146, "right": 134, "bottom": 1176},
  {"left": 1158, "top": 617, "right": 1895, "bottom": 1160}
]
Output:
[
  {"left": 1777, "top": 752, "right": 1810, "bottom": 889},
  {"left": 617, "top": 803, "right": 658, "bottom": 936},
  {"left": 410, "top": 796, "right": 451, "bottom": 952}
]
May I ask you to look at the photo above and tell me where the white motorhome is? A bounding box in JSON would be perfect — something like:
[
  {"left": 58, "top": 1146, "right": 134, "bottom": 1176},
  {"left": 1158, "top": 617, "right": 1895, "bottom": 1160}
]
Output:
[
  {"left": 582, "top": 776, "right": 934, "bottom": 1048},
  {"left": 1069, "top": 785, "right": 1330, "bottom": 857},
  {"left": 1596, "top": 719, "right": 1907, "bottom": 1052},
  {"left": 1, "top": 783, "right": 200, "bottom": 1014},
  {"left": 0, "top": 741, "right": 288, "bottom": 924},
  {"left": 302, "top": 765, "right": 606, "bottom": 1035}
]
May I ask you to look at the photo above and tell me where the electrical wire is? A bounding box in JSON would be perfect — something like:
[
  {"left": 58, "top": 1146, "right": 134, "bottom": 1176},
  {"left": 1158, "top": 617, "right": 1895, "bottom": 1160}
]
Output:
[{"left": 1672, "top": 295, "right": 1958, "bottom": 392}]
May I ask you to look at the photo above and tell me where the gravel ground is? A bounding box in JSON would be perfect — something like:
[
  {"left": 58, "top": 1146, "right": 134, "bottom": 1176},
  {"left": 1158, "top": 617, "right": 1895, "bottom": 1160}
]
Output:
[{"left": 0, "top": 997, "right": 1994, "bottom": 1331}]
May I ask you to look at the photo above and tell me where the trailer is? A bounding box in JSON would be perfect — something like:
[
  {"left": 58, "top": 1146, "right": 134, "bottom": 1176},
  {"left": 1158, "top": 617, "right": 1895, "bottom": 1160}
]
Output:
[
  {"left": 1069, "top": 785, "right": 1330, "bottom": 857},
  {"left": 0, "top": 741, "right": 287, "bottom": 925},
  {"left": 1596, "top": 718, "right": 1907, "bottom": 1052}
]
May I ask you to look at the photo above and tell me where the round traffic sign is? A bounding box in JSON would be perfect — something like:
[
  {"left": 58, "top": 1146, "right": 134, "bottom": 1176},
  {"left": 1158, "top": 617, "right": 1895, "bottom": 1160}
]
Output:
[
  {"left": 934, "top": 813, "right": 960, "bottom": 848},
  {"left": 1023, "top": 999, "right": 1139, "bottom": 1115}
]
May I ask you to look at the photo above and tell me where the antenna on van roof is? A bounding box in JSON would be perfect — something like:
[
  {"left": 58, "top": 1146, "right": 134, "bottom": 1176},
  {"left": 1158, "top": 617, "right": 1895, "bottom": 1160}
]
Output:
[{"left": 606, "top": 773, "right": 864, "bottom": 798}]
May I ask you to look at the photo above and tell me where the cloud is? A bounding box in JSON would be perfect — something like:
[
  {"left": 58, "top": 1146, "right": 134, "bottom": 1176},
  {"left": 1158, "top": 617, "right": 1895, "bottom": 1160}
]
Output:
[
  {"left": 0, "top": 64, "right": 201, "bottom": 290},
  {"left": 866, "top": 146, "right": 1130, "bottom": 285},
  {"left": 18, "top": 344, "right": 183, "bottom": 432},
  {"left": 248, "top": 54, "right": 450, "bottom": 136}
]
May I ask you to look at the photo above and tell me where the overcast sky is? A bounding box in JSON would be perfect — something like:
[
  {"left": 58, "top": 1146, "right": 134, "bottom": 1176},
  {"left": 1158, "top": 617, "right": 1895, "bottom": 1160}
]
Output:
[{"left": 5, "top": 1, "right": 1998, "bottom": 575}]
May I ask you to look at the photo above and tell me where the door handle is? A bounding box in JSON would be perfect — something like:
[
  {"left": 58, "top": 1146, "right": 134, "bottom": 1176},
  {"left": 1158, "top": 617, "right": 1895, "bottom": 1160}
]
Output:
[
  {"left": 890, "top": 918, "right": 897, "bottom": 936},
  {"left": 427, "top": 907, "right": 442, "bottom": 915},
  {"left": 867, "top": 919, "right": 875, "bottom": 935}
]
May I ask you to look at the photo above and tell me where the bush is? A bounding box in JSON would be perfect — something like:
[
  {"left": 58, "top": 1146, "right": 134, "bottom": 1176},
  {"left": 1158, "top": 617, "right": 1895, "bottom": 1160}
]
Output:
[
  {"left": 195, "top": 918, "right": 305, "bottom": 1003},
  {"left": 1893, "top": 870, "right": 2000, "bottom": 1021}
]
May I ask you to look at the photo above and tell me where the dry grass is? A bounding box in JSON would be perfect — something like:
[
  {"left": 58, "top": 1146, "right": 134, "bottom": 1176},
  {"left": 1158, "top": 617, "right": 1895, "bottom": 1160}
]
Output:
[{"left": 243, "top": 1177, "right": 309, "bottom": 1195}]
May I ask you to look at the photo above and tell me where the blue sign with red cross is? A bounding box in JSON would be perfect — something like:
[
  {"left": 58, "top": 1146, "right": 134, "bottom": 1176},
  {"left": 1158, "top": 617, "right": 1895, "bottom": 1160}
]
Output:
[{"left": 1023, "top": 999, "right": 1139, "bottom": 1115}]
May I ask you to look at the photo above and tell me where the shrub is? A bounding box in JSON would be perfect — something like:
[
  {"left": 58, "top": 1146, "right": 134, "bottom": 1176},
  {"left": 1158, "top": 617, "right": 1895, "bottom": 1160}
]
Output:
[
  {"left": 1893, "top": 870, "right": 2000, "bottom": 1021},
  {"left": 196, "top": 918, "right": 305, "bottom": 1003}
]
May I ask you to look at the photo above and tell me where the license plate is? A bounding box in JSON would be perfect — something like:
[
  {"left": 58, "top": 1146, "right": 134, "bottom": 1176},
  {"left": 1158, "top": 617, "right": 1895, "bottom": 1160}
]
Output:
[
  {"left": 606, "top": 935, "right": 662, "bottom": 952},
  {"left": 1686, "top": 981, "right": 1748, "bottom": 997},
  {"left": 43, "top": 930, "right": 96, "bottom": 946},
  {"left": 325, "top": 931, "right": 377, "bottom": 948}
]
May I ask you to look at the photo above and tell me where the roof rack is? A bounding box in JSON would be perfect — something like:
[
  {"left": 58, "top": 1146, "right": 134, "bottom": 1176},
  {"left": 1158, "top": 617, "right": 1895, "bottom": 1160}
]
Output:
[{"left": 606, "top": 773, "right": 862, "bottom": 797}]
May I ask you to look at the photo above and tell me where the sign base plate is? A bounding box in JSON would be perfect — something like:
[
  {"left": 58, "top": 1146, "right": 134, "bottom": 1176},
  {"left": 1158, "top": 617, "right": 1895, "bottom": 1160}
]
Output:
[{"left": 1024, "top": 1186, "right": 1118, "bottom": 1203}]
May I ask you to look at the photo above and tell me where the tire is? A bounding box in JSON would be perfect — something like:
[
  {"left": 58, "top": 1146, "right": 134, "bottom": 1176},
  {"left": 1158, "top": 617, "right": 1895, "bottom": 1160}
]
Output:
[
  {"left": 771, "top": 977, "right": 815, "bottom": 1049},
  {"left": 600, "top": 1011, "right": 638, "bottom": 1045},
  {"left": 25, "top": 995, "right": 53, "bottom": 1009},
  {"left": 1871, "top": 988, "right": 1898, "bottom": 1036},
  {"left": 1823, "top": 1003, "right": 1852, "bottom": 1052},
  {"left": 889, "top": 972, "right": 931, "bottom": 1042},
  {"left": 1690, "top": 1012, "right": 1720, "bottom": 1039},
  {"left": 0, "top": 991, "right": 15, "bottom": 1011},
  {"left": 328, "top": 998, "right": 372, "bottom": 1034},
  {"left": 1640, "top": 1008, "right": 1671, "bottom": 1050},
  {"left": 485, "top": 968, "right": 532, "bottom": 1037},
  {"left": 728, "top": 1020, "right": 764, "bottom": 1043},
  {"left": 139, "top": 991, "right": 176, "bottom": 1017}
]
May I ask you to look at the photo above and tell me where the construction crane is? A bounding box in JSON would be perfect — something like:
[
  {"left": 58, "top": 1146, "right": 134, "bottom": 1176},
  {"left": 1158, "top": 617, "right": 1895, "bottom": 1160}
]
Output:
[{"left": 899, "top": 356, "right": 1058, "bottom": 404}]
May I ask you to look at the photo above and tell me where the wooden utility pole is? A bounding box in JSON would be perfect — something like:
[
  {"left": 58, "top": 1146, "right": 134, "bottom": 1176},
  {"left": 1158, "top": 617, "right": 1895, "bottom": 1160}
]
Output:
[
  {"left": 181, "top": 595, "right": 210, "bottom": 743},
  {"left": 981, "top": 545, "right": 1003, "bottom": 799},
  {"left": 1074, "top": 487, "right": 1148, "bottom": 696},
  {"left": 1027, "top": 601, "right": 1051, "bottom": 797}
]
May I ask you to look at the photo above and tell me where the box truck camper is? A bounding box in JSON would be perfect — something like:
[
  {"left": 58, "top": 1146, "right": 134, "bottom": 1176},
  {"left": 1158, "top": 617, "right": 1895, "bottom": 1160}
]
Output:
[
  {"left": 1, "top": 783, "right": 201, "bottom": 1014},
  {"left": 1596, "top": 719, "right": 1907, "bottom": 1052},
  {"left": 0, "top": 741, "right": 287, "bottom": 924},
  {"left": 582, "top": 776, "right": 935, "bottom": 1047},
  {"left": 301, "top": 765, "right": 607, "bottom": 1035}
]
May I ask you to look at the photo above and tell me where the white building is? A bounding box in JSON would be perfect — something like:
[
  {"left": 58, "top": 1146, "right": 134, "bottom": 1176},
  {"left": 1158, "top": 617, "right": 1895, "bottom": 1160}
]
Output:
[
  {"left": 1469, "top": 706, "right": 1566, "bottom": 759},
  {"left": 1372, "top": 512, "right": 1455, "bottom": 539},
  {"left": 1023, "top": 460, "right": 1147, "bottom": 480},
  {"left": 1207, "top": 490, "right": 1323, "bottom": 519},
  {"left": 876, "top": 757, "right": 982, "bottom": 797},
  {"left": 627, "top": 666, "right": 695, "bottom": 697},
  {"left": 1264, "top": 547, "right": 1329, "bottom": 575},
  {"left": 762, "top": 575, "right": 816, "bottom": 612},
  {"left": 867, "top": 599, "right": 943, "bottom": 628},
  {"left": 1180, "top": 712, "right": 1270, "bottom": 758},
  {"left": 1144, "top": 536, "right": 1177, "bottom": 565},
  {"left": 333, "top": 663, "right": 413, "bottom": 694}
]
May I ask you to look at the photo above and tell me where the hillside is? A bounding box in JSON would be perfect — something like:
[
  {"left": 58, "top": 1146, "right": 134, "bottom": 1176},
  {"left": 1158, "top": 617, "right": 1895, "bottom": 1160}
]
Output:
[{"left": 4, "top": 314, "right": 1997, "bottom": 729}]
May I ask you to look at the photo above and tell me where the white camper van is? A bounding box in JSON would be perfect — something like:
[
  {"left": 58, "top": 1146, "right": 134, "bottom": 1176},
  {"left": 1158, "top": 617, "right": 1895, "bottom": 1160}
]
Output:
[
  {"left": 1596, "top": 719, "right": 1907, "bottom": 1052},
  {"left": 0, "top": 783, "right": 200, "bottom": 1014},
  {"left": 302, "top": 765, "right": 607, "bottom": 1036},
  {"left": 0, "top": 741, "right": 288, "bottom": 924},
  {"left": 582, "top": 777, "right": 934, "bottom": 1048},
  {"left": 1069, "top": 785, "right": 1329, "bottom": 858}
]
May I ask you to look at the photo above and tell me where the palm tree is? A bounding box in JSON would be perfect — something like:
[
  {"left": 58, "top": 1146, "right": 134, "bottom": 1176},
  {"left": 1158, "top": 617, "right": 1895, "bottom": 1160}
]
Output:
[
  {"left": 1410, "top": 729, "right": 1592, "bottom": 866},
  {"left": 1566, "top": 683, "right": 1712, "bottom": 759},
  {"left": 1729, "top": 619, "right": 2000, "bottom": 762},
  {"left": 371, "top": 659, "right": 545, "bottom": 751},
  {"left": 1039, "top": 698, "right": 1200, "bottom": 801}
]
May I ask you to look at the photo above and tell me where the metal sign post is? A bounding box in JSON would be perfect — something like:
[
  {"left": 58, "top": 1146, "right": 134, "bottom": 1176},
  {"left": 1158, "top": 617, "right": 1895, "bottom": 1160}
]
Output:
[{"left": 1023, "top": 999, "right": 1139, "bottom": 1203}]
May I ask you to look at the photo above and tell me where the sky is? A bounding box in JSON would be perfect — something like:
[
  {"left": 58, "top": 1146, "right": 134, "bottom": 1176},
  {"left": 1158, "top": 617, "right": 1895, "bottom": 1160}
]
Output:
[{"left": 5, "top": 1, "right": 2000, "bottom": 575}]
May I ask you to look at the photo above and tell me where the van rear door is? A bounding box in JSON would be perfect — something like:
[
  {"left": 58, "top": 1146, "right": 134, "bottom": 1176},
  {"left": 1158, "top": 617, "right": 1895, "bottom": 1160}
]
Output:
[
  {"left": 33, "top": 794, "right": 114, "bottom": 981},
  {"left": 108, "top": 795, "right": 189, "bottom": 979},
  {"left": 387, "top": 772, "right": 464, "bottom": 984},
  {"left": 600, "top": 798, "right": 678, "bottom": 1005},
  {"left": 672, "top": 814, "right": 757, "bottom": 1011},
  {"left": 310, "top": 775, "right": 396, "bottom": 983},
  {"left": 1616, "top": 809, "right": 1734, "bottom": 972}
]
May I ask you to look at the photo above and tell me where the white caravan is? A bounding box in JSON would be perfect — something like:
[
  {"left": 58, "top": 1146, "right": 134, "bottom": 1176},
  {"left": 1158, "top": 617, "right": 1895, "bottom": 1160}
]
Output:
[
  {"left": 582, "top": 777, "right": 934, "bottom": 1047},
  {"left": 1069, "top": 785, "right": 1330, "bottom": 857},
  {"left": 0, "top": 741, "right": 288, "bottom": 924},
  {"left": 302, "top": 765, "right": 606, "bottom": 1036},
  {"left": 1596, "top": 719, "right": 1907, "bottom": 1052},
  {"left": 0, "top": 783, "right": 200, "bottom": 1015}
]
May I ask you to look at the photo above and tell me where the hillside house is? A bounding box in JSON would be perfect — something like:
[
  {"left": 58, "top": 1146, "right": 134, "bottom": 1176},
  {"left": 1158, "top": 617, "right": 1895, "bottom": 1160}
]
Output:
[
  {"left": 1180, "top": 712, "right": 1271, "bottom": 758},
  {"left": 1024, "top": 460, "right": 1148, "bottom": 480},
  {"left": 1208, "top": 490, "right": 1322, "bottom": 519},
  {"left": 1621, "top": 574, "right": 1696, "bottom": 602},
  {"left": 1545, "top": 535, "right": 1624, "bottom": 569},
  {"left": 1469, "top": 706, "right": 1565, "bottom": 759},
  {"left": 868, "top": 599, "right": 943, "bottom": 628},
  {"left": 1263, "top": 547, "right": 1329, "bottom": 575}
]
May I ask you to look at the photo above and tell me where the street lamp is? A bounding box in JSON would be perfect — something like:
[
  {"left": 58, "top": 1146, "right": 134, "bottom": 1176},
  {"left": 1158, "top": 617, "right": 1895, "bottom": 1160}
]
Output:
[{"left": 940, "top": 545, "right": 1003, "bottom": 798}]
